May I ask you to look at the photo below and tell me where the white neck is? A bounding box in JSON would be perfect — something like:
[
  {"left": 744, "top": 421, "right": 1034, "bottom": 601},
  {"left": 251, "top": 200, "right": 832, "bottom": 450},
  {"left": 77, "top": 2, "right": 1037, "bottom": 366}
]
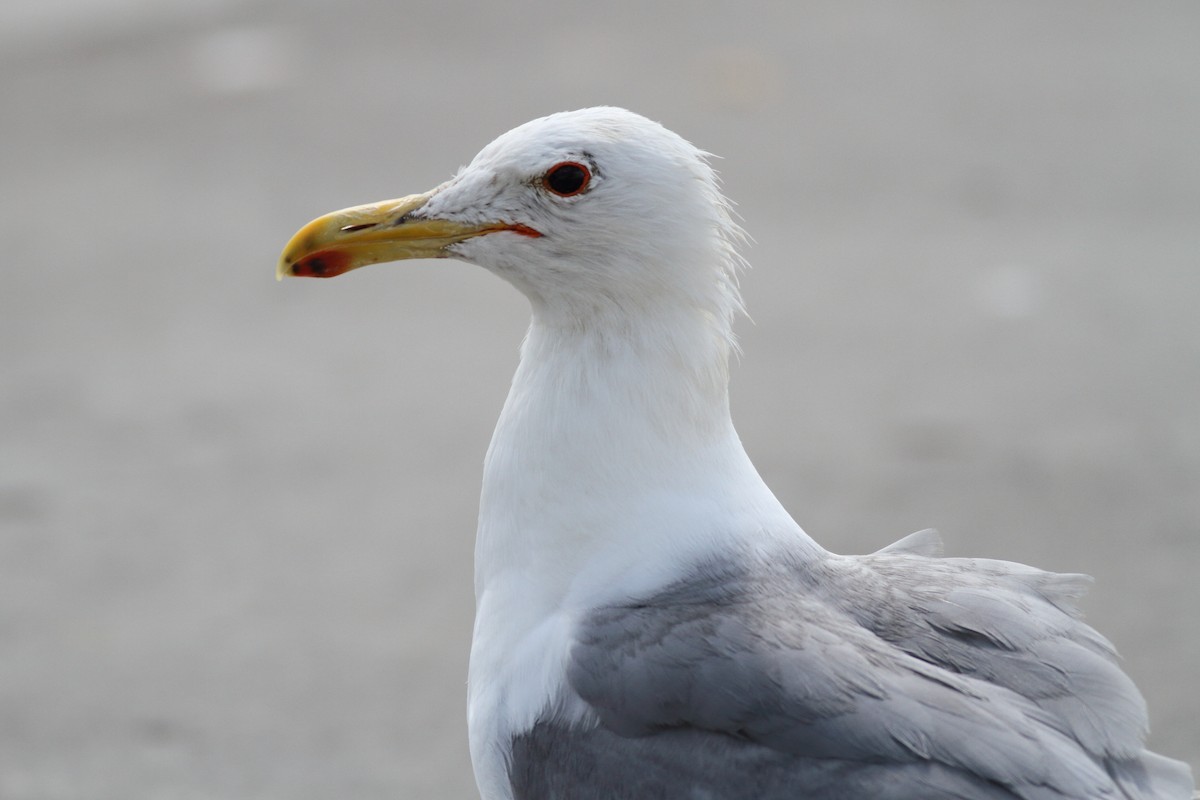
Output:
[{"left": 474, "top": 301, "right": 816, "bottom": 613}]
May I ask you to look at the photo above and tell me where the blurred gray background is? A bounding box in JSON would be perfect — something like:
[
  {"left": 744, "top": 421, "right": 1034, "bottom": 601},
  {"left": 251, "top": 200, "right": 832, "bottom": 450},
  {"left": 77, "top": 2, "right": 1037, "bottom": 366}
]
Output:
[{"left": 2, "top": 1, "right": 1197, "bottom": 797}]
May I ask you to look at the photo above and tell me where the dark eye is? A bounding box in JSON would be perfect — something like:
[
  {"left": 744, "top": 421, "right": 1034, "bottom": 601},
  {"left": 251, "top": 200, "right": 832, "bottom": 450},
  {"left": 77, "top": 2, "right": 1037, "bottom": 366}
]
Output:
[{"left": 542, "top": 162, "right": 591, "bottom": 197}]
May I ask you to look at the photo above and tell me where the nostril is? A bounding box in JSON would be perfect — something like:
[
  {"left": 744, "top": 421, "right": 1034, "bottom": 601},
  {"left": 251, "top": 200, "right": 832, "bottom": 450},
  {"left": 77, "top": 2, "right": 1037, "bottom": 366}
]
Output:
[{"left": 340, "top": 222, "right": 377, "bottom": 233}]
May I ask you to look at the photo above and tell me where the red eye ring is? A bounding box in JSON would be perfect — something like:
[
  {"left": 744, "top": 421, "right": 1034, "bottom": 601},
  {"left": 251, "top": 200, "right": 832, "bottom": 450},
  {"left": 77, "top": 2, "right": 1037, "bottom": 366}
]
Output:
[{"left": 542, "top": 161, "right": 591, "bottom": 197}]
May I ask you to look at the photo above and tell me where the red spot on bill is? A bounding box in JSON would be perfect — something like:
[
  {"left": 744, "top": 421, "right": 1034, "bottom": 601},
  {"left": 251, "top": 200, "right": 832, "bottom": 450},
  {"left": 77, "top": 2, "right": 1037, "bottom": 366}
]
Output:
[{"left": 289, "top": 250, "right": 352, "bottom": 278}]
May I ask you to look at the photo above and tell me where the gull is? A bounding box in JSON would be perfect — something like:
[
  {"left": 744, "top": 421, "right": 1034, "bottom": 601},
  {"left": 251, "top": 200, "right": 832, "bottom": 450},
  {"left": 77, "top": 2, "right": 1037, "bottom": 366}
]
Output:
[{"left": 278, "top": 107, "right": 1194, "bottom": 799}]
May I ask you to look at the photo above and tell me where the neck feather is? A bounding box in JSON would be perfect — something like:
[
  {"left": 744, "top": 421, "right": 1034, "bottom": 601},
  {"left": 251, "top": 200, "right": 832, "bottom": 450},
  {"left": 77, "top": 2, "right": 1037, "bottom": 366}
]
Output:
[{"left": 474, "top": 300, "right": 810, "bottom": 609}]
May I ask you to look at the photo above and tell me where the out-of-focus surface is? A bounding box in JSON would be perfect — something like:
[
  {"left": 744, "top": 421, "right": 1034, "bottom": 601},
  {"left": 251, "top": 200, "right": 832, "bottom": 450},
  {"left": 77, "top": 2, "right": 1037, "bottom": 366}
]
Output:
[{"left": 2, "top": 1, "right": 1197, "bottom": 797}]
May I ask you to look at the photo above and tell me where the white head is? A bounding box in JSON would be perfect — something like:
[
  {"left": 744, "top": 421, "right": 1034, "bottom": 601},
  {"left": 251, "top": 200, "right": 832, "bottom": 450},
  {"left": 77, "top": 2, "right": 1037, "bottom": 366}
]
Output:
[{"left": 278, "top": 107, "right": 745, "bottom": 337}]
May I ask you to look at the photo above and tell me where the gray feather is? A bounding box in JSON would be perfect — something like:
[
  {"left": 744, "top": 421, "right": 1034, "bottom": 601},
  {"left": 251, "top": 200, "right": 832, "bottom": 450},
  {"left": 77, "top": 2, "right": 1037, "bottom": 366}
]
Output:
[
  {"left": 514, "top": 541, "right": 1195, "bottom": 799},
  {"left": 876, "top": 528, "right": 945, "bottom": 557},
  {"left": 511, "top": 721, "right": 1028, "bottom": 800}
]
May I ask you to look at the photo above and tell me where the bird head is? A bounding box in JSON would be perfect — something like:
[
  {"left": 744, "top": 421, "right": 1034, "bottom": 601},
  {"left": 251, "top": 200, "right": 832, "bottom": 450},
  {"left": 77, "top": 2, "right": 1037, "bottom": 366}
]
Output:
[{"left": 278, "top": 107, "right": 745, "bottom": 328}]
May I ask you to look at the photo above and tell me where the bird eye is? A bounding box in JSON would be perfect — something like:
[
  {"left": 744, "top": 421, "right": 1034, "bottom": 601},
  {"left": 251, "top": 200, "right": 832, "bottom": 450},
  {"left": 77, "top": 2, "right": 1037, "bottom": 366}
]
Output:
[{"left": 542, "top": 162, "right": 591, "bottom": 197}]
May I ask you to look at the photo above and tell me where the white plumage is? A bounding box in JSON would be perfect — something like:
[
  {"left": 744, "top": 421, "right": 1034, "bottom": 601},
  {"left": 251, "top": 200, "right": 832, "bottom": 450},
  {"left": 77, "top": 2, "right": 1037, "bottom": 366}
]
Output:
[{"left": 279, "top": 107, "right": 1194, "bottom": 800}]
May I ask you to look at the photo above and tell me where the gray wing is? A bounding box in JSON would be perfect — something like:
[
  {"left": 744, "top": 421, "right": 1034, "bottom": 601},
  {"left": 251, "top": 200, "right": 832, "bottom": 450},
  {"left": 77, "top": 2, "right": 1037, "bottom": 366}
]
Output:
[
  {"left": 512, "top": 545, "right": 1193, "bottom": 800},
  {"left": 511, "top": 720, "right": 1025, "bottom": 800},
  {"left": 836, "top": 533, "right": 1193, "bottom": 798}
]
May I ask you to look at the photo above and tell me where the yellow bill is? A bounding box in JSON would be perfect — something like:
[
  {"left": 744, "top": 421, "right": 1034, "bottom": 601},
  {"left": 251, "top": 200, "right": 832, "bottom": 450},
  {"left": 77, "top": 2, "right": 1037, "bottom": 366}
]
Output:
[{"left": 277, "top": 192, "right": 542, "bottom": 280}]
